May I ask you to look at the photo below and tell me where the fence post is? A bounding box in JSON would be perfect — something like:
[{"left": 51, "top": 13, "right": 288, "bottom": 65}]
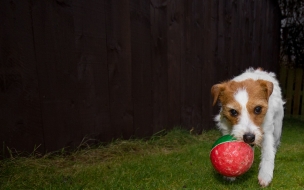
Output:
[
  {"left": 293, "top": 69, "right": 303, "bottom": 117},
  {"left": 285, "top": 68, "right": 295, "bottom": 116}
]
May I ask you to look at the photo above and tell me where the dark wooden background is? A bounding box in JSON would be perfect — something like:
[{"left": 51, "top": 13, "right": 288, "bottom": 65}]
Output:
[{"left": 0, "top": 0, "right": 281, "bottom": 154}]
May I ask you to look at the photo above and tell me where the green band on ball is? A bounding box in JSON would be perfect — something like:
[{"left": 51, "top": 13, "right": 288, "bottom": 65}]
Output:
[{"left": 211, "top": 135, "right": 237, "bottom": 149}]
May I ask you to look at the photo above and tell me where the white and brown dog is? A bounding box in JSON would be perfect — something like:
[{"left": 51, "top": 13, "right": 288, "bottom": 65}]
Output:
[{"left": 211, "top": 68, "right": 284, "bottom": 187}]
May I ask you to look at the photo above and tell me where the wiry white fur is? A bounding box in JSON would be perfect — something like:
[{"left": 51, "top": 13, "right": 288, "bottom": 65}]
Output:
[{"left": 214, "top": 68, "right": 284, "bottom": 187}]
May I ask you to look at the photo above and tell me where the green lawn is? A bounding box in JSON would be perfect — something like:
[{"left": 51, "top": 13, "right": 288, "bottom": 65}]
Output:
[{"left": 0, "top": 119, "right": 303, "bottom": 189}]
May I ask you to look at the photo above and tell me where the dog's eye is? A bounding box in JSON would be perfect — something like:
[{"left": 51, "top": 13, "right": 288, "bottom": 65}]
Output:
[
  {"left": 229, "top": 109, "right": 238, "bottom": 117},
  {"left": 254, "top": 106, "right": 262, "bottom": 114}
]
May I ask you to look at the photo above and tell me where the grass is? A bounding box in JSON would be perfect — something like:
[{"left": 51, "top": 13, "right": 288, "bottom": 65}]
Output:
[{"left": 0, "top": 119, "right": 304, "bottom": 189}]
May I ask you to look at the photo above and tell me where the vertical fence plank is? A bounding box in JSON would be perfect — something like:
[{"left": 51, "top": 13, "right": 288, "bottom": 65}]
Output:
[
  {"left": 239, "top": 0, "right": 247, "bottom": 70},
  {"left": 292, "top": 69, "right": 303, "bottom": 116},
  {"left": 279, "top": 66, "right": 287, "bottom": 96},
  {"left": 262, "top": 0, "right": 270, "bottom": 66},
  {"left": 301, "top": 71, "right": 304, "bottom": 117},
  {"left": 280, "top": 67, "right": 304, "bottom": 118},
  {"left": 202, "top": 0, "right": 219, "bottom": 130},
  {"left": 130, "top": 0, "right": 153, "bottom": 137},
  {"left": 32, "top": 0, "right": 88, "bottom": 151},
  {"left": 167, "top": 0, "right": 183, "bottom": 128},
  {"left": 106, "top": 0, "right": 134, "bottom": 139},
  {"left": 247, "top": 0, "right": 254, "bottom": 68},
  {"left": 0, "top": 0, "right": 44, "bottom": 155},
  {"left": 218, "top": 0, "right": 225, "bottom": 70},
  {"left": 72, "top": 1, "right": 110, "bottom": 142},
  {"left": 223, "top": 0, "right": 232, "bottom": 77},
  {"left": 285, "top": 68, "right": 295, "bottom": 115},
  {"left": 271, "top": 1, "right": 281, "bottom": 73},
  {"left": 227, "top": 0, "right": 235, "bottom": 75},
  {"left": 150, "top": 1, "right": 168, "bottom": 133},
  {"left": 181, "top": 0, "right": 203, "bottom": 131},
  {"left": 253, "top": 0, "right": 263, "bottom": 67},
  {"left": 233, "top": 0, "right": 242, "bottom": 72}
]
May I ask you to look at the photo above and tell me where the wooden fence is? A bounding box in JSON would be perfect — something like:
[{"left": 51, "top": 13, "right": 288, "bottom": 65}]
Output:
[
  {"left": 280, "top": 66, "right": 304, "bottom": 119},
  {"left": 0, "top": 0, "right": 281, "bottom": 154}
]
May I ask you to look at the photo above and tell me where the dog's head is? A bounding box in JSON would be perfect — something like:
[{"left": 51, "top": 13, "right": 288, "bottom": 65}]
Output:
[{"left": 211, "top": 79, "right": 273, "bottom": 146}]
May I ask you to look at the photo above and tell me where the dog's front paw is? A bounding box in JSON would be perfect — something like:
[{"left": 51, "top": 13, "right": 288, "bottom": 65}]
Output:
[{"left": 258, "top": 171, "right": 272, "bottom": 187}]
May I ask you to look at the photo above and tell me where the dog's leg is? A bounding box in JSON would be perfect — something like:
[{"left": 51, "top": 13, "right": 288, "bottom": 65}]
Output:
[
  {"left": 258, "top": 132, "right": 275, "bottom": 187},
  {"left": 273, "top": 109, "right": 284, "bottom": 152}
]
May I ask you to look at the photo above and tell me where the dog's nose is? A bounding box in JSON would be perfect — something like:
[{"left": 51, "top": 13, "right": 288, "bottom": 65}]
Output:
[{"left": 243, "top": 133, "right": 255, "bottom": 144}]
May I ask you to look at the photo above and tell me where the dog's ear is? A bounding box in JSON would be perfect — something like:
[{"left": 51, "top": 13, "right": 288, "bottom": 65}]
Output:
[
  {"left": 211, "top": 84, "right": 225, "bottom": 106},
  {"left": 257, "top": 80, "right": 273, "bottom": 100}
]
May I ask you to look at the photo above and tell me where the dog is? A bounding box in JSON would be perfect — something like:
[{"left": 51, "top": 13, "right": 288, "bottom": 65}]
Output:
[{"left": 211, "top": 68, "right": 284, "bottom": 187}]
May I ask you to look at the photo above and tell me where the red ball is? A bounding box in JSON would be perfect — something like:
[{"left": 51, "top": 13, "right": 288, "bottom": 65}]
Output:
[{"left": 210, "top": 135, "right": 254, "bottom": 177}]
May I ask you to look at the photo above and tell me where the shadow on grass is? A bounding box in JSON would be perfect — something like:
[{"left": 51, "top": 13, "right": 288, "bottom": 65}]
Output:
[{"left": 212, "top": 167, "right": 256, "bottom": 186}]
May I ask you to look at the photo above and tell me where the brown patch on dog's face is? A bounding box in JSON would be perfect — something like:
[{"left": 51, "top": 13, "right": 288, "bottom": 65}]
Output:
[
  {"left": 245, "top": 80, "right": 271, "bottom": 127},
  {"left": 211, "top": 79, "right": 273, "bottom": 127}
]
